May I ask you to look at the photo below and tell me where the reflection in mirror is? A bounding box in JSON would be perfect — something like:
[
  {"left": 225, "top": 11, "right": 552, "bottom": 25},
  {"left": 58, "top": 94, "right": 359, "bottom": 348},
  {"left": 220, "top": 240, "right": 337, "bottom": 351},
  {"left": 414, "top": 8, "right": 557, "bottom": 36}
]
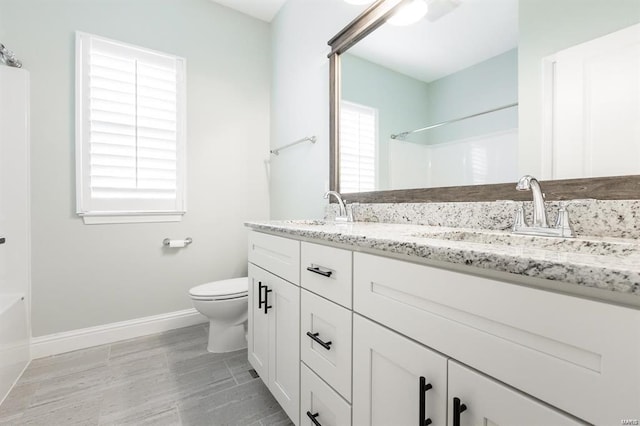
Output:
[
  {"left": 339, "top": 0, "right": 518, "bottom": 193},
  {"left": 542, "top": 22, "right": 640, "bottom": 181}
]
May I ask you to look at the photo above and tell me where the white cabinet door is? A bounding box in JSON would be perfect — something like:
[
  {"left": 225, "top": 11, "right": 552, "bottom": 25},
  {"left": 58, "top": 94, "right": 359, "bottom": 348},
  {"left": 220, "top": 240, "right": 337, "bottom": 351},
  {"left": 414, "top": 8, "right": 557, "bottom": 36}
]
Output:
[
  {"left": 353, "top": 314, "right": 448, "bottom": 426},
  {"left": 248, "top": 264, "right": 271, "bottom": 382},
  {"left": 268, "top": 270, "right": 300, "bottom": 425},
  {"left": 447, "top": 361, "right": 587, "bottom": 426},
  {"left": 248, "top": 263, "right": 300, "bottom": 425}
]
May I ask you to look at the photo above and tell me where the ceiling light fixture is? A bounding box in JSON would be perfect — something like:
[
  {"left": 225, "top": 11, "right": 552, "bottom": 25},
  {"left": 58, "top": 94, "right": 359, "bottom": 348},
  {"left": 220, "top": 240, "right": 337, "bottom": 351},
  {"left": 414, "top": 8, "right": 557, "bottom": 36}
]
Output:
[{"left": 387, "top": 0, "right": 429, "bottom": 26}]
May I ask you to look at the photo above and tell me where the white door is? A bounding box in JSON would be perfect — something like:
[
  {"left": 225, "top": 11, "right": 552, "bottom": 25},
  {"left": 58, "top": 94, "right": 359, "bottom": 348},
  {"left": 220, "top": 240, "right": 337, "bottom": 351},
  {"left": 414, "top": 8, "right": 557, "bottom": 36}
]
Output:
[
  {"left": 247, "top": 264, "right": 271, "bottom": 382},
  {"left": 543, "top": 22, "right": 640, "bottom": 179},
  {"left": 352, "top": 314, "right": 448, "bottom": 426},
  {"left": 447, "top": 361, "right": 587, "bottom": 426},
  {"left": 268, "top": 272, "right": 300, "bottom": 425},
  {"left": 0, "top": 67, "right": 31, "bottom": 403}
]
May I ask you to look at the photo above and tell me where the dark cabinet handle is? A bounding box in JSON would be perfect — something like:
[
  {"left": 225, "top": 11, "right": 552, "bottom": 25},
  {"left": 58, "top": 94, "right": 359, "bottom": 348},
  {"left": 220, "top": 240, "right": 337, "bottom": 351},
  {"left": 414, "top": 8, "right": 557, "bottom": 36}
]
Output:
[
  {"left": 263, "top": 287, "right": 272, "bottom": 314},
  {"left": 306, "top": 411, "right": 321, "bottom": 426},
  {"left": 258, "top": 281, "right": 264, "bottom": 310},
  {"left": 419, "top": 376, "right": 433, "bottom": 426},
  {"left": 306, "top": 266, "right": 332, "bottom": 277},
  {"left": 453, "top": 397, "right": 467, "bottom": 426},
  {"left": 258, "top": 281, "right": 272, "bottom": 314},
  {"left": 0, "top": 237, "right": 5, "bottom": 245},
  {"left": 306, "top": 332, "right": 332, "bottom": 350}
]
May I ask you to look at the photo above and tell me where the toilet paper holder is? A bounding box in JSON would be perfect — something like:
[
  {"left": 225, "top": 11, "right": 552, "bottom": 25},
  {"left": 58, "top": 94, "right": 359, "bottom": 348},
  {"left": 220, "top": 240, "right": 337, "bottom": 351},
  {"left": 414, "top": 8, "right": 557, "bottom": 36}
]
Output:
[{"left": 163, "top": 237, "right": 193, "bottom": 247}]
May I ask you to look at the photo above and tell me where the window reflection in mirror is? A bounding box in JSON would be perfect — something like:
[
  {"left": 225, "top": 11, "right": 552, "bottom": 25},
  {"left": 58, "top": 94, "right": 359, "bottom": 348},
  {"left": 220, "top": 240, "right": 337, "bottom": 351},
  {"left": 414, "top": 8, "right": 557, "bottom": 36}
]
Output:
[{"left": 339, "top": 0, "right": 519, "bottom": 193}]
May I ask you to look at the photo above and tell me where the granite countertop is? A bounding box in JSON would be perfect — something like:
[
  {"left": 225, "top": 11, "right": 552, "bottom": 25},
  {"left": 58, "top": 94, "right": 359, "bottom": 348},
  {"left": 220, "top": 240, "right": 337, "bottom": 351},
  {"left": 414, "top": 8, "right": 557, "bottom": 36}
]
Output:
[{"left": 245, "top": 220, "right": 640, "bottom": 304}]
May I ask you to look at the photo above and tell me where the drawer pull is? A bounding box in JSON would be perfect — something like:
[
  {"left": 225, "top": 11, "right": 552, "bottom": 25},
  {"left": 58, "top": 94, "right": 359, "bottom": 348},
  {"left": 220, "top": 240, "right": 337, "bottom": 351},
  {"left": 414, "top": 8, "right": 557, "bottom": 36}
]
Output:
[
  {"left": 0, "top": 237, "right": 5, "bottom": 245},
  {"left": 306, "top": 411, "right": 322, "bottom": 426},
  {"left": 419, "top": 376, "right": 433, "bottom": 426},
  {"left": 453, "top": 397, "right": 467, "bottom": 426},
  {"left": 306, "top": 266, "right": 333, "bottom": 278},
  {"left": 306, "top": 331, "right": 332, "bottom": 350},
  {"left": 258, "top": 282, "right": 272, "bottom": 314}
]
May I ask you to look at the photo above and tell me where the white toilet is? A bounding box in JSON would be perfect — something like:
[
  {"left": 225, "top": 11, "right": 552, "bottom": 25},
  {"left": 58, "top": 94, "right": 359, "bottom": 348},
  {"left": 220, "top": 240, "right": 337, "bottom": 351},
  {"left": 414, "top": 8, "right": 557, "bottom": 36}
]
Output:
[{"left": 189, "top": 277, "right": 248, "bottom": 353}]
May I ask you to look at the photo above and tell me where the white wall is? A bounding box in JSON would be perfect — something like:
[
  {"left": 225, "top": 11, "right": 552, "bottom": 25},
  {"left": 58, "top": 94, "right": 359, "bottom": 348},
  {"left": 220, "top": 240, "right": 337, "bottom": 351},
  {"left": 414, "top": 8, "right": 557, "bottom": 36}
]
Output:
[
  {"left": 0, "top": 0, "right": 271, "bottom": 336},
  {"left": 270, "top": 0, "right": 367, "bottom": 219},
  {"left": 388, "top": 129, "right": 518, "bottom": 189},
  {"left": 518, "top": 0, "right": 640, "bottom": 177}
]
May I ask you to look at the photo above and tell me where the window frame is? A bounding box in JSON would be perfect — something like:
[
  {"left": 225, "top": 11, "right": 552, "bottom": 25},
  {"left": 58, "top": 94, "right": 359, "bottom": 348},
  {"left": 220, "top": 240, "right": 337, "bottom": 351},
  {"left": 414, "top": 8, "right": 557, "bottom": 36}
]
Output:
[{"left": 75, "top": 31, "right": 187, "bottom": 224}]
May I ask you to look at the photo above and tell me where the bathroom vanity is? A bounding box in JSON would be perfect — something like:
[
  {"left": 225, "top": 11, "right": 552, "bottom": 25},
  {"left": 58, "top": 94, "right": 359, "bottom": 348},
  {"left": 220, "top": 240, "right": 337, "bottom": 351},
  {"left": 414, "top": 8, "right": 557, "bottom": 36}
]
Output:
[
  {"left": 246, "top": 220, "right": 640, "bottom": 426},
  {"left": 247, "top": 0, "right": 640, "bottom": 423}
]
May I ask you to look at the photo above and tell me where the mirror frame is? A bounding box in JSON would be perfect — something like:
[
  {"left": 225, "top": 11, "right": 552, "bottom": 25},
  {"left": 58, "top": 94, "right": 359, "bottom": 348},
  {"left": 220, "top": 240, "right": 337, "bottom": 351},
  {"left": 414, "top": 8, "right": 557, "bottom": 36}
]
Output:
[{"left": 328, "top": 0, "right": 640, "bottom": 203}]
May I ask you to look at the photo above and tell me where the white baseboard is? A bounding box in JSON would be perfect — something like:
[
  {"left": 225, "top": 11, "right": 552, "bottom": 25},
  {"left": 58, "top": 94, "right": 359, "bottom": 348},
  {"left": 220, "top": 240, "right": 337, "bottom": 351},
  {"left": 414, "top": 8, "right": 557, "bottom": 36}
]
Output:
[{"left": 31, "top": 308, "right": 207, "bottom": 359}]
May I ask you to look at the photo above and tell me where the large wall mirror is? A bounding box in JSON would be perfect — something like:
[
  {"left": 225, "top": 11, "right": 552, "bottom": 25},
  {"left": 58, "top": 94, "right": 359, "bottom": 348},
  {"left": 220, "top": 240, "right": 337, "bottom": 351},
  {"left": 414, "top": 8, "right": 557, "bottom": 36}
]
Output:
[{"left": 329, "top": 0, "right": 640, "bottom": 202}]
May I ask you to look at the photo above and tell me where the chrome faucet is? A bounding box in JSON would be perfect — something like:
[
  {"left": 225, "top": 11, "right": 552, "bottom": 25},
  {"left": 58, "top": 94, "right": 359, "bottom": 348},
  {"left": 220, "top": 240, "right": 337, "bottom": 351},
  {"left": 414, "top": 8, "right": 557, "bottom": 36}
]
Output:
[
  {"left": 516, "top": 175, "right": 548, "bottom": 227},
  {"left": 324, "top": 191, "right": 353, "bottom": 222},
  {"left": 512, "top": 175, "right": 575, "bottom": 238}
]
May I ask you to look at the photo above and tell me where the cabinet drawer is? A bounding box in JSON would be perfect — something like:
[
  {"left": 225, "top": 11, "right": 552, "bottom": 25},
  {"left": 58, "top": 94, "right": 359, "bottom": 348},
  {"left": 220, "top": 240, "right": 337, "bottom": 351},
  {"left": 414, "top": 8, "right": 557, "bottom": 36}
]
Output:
[
  {"left": 248, "top": 231, "right": 300, "bottom": 285},
  {"left": 354, "top": 252, "right": 640, "bottom": 426},
  {"left": 301, "top": 289, "right": 352, "bottom": 401},
  {"left": 300, "top": 242, "right": 352, "bottom": 309},
  {"left": 301, "top": 363, "right": 351, "bottom": 426},
  {"left": 301, "top": 242, "right": 352, "bottom": 308}
]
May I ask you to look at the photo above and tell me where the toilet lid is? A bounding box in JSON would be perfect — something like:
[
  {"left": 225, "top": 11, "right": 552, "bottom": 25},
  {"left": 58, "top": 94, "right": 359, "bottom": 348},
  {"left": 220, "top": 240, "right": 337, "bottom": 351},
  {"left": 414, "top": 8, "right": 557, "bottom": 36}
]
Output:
[{"left": 189, "top": 277, "right": 248, "bottom": 299}]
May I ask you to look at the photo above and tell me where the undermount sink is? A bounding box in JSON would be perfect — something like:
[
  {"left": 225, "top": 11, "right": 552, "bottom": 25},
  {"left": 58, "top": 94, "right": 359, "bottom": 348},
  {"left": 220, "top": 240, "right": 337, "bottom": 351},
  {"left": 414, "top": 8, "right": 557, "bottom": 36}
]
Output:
[{"left": 411, "top": 230, "right": 640, "bottom": 257}]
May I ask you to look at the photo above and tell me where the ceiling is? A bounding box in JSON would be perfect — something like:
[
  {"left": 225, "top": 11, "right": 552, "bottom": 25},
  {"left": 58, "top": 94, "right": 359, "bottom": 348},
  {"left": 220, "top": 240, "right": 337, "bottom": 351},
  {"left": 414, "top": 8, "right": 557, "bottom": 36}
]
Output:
[
  {"left": 348, "top": 0, "right": 518, "bottom": 83},
  {"left": 209, "top": 0, "right": 287, "bottom": 22},
  {"left": 208, "top": 0, "right": 518, "bottom": 84}
]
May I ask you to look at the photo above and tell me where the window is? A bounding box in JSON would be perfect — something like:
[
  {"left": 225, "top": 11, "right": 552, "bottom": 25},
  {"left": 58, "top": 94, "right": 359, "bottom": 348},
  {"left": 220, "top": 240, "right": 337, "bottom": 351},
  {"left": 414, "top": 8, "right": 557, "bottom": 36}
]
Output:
[
  {"left": 75, "top": 32, "right": 186, "bottom": 224},
  {"left": 339, "top": 101, "right": 377, "bottom": 193}
]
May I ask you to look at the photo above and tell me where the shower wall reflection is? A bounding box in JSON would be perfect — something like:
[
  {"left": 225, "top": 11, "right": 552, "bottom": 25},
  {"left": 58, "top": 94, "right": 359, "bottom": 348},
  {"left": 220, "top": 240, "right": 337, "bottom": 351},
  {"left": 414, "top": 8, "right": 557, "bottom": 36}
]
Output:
[{"left": 340, "top": 47, "right": 518, "bottom": 191}]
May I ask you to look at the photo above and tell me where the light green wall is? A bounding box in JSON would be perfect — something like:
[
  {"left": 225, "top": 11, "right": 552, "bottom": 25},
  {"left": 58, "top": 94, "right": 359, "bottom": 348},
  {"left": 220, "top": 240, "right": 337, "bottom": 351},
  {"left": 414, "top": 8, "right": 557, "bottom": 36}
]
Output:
[
  {"left": 1, "top": 0, "right": 271, "bottom": 336},
  {"left": 426, "top": 49, "right": 517, "bottom": 145},
  {"left": 341, "top": 53, "right": 431, "bottom": 190},
  {"left": 518, "top": 0, "right": 640, "bottom": 176}
]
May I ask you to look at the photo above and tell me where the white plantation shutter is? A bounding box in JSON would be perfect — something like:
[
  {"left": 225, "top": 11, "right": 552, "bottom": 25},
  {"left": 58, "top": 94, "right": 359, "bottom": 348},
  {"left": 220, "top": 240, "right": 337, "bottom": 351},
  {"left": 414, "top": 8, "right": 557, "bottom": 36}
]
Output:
[
  {"left": 340, "top": 101, "right": 377, "bottom": 193},
  {"left": 76, "top": 32, "right": 186, "bottom": 223}
]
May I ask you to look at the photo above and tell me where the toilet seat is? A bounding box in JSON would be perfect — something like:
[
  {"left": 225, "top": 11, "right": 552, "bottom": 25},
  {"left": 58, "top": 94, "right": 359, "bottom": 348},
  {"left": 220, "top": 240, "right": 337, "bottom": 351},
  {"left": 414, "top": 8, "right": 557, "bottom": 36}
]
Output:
[{"left": 189, "top": 277, "right": 248, "bottom": 301}]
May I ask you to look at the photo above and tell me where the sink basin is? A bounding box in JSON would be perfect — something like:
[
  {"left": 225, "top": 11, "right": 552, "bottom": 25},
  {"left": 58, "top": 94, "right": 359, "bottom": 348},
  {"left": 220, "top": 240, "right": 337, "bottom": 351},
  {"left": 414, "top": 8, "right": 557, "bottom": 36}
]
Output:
[{"left": 411, "top": 230, "right": 640, "bottom": 257}]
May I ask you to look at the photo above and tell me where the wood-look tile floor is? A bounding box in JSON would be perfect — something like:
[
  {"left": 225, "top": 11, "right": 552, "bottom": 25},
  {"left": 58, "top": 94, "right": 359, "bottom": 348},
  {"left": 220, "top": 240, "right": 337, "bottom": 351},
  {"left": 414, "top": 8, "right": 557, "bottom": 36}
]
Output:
[{"left": 0, "top": 324, "right": 293, "bottom": 426}]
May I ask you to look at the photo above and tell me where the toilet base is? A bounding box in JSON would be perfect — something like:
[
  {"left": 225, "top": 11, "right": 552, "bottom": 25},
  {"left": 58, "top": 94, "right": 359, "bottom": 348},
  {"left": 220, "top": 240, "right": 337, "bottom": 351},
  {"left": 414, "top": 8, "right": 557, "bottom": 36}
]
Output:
[{"left": 207, "top": 321, "right": 247, "bottom": 353}]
